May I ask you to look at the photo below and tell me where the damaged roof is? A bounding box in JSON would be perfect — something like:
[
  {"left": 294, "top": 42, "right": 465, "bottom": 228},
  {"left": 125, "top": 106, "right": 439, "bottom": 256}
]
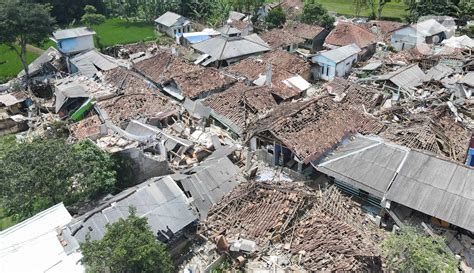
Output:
[
  {"left": 173, "top": 154, "right": 244, "bottom": 220},
  {"left": 325, "top": 23, "right": 377, "bottom": 49},
  {"left": 374, "top": 64, "right": 425, "bottom": 90},
  {"left": 133, "top": 51, "right": 203, "bottom": 84},
  {"left": 70, "top": 50, "right": 120, "bottom": 78},
  {"left": 67, "top": 176, "right": 198, "bottom": 244},
  {"left": 247, "top": 96, "right": 384, "bottom": 164},
  {"left": 202, "top": 82, "right": 278, "bottom": 135},
  {"left": 191, "top": 34, "right": 270, "bottom": 61},
  {"left": 260, "top": 28, "right": 304, "bottom": 49},
  {"left": 167, "top": 68, "right": 236, "bottom": 99},
  {"left": 18, "top": 47, "right": 60, "bottom": 78},
  {"left": 261, "top": 50, "right": 311, "bottom": 75},
  {"left": 283, "top": 22, "right": 324, "bottom": 40}
]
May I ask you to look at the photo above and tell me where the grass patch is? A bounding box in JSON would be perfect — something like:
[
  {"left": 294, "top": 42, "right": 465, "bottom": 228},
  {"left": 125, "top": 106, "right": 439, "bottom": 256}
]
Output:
[
  {"left": 0, "top": 44, "right": 39, "bottom": 84},
  {"left": 317, "top": 0, "right": 407, "bottom": 21},
  {"left": 92, "top": 18, "right": 156, "bottom": 47}
]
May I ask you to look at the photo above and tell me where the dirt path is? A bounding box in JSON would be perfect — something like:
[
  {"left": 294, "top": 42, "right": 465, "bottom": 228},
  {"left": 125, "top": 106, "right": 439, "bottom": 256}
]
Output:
[{"left": 26, "top": 44, "right": 45, "bottom": 55}]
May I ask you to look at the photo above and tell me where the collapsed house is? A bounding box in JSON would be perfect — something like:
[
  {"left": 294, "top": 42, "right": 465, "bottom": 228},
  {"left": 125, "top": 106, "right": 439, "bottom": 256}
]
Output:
[
  {"left": 283, "top": 22, "right": 327, "bottom": 52},
  {"left": 260, "top": 28, "right": 304, "bottom": 53},
  {"left": 69, "top": 49, "right": 120, "bottom": 77},
  {"left": 201, "top": 82, "right": 278, "bottom": 138},
  {"left": 200, "top": 181, "right": 383, "bottom": 272},
  {"left": 161, "top": 68, "right": 237, "bottom": 100},
  {"left": 246, "top": 96, "right": 384, "bottom": 175}
]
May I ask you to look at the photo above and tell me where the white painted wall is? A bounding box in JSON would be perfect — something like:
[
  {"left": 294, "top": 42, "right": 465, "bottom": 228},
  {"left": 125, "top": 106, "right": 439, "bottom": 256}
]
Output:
[{"left": 312, "top": 54, "right": 358, "bottom": 81}]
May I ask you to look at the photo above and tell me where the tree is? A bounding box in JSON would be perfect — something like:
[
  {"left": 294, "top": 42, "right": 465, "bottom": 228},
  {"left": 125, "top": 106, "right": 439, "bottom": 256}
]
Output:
[
  {"left": 382, "top": 226, "right": 458, "bottom": 272},
  {"left": 353, "top": 0, "right": 368, "bottom": 16},
  {"left": 81, "top": 206, "right": 173, "bottom": 273},
  {"left": 81, "top": 5, "right": 106, "bottom": 27},
  {"left": 403, "top": 0, "right": 460, "bottom": 23},
  {"left": 266, "top": 7, "right": 286, "bottom": 29},
  {"left": 301, "top": 0, "right": 335, "bottom": 29},
  {"left": 0, "top": 1, "right": 55, "bottom": 90},
  {"left": 0, "top": 138, "right": 116, "bottom": 221}
]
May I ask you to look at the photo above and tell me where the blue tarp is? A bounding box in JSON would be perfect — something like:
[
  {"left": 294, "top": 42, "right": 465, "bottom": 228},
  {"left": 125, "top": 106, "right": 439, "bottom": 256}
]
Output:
[{"left": 185, "top": 35, "right": 211, "bottom": 44}]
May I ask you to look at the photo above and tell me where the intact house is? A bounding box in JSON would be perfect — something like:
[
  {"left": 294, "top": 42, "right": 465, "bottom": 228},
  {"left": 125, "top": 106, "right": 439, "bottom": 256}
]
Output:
[
  {"left": 311, "top": 44, "right": 361, "bottom": 81},
  {"left": 51, "top": 27, "right": 96, "bottom": 55},
  {"left": 260, "top": 28, "right": 304, "bottom": 53},
  {"left": 390, "top": 19, "right": 452, "bottom": 51},
  {"left": 191, "top": 30, "right": 270, "bottom": 67},
  {"left": 245, "top": 96, "right": 383, "bottom": 176},
  {"left": 161, "top": 68, "right": 237, "bottom": 100},
  {"left": 155, "top": 11, "right": 191, "bottom": 38},
  {"left": 283, "top": 22, "right": 328, "bottom": 52},
  {"left": 325, "top": 23, "right": 377, "bottom": 61}
]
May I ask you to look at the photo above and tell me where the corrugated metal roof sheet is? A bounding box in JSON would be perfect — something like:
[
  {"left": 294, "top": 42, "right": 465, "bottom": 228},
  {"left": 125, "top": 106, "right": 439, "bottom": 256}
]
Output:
[
  {"left": 191, "top": 34, "right": 270, "bottom": 61},
  {"left": 375, "top": 64, "right": 425, "bottom": 90},
  {"left": 0, "top": 203, "right": 83, "bottom": 272},
  {"left": 154, "top": 11, "right": 189, "bottom": 27},
  {"left": 67, "top": 176, "right": 198, "bottom": 244},
  {"left": 52, "top": 27, "right": 95, "bottom": 40},
  {"left": 316, "top": 136, "right": 409, "bottom": 198},
  {"left": 176, "top": 155, "right": 244, "bottom": 220},
  {"left": 319, "top": 44, "right": 361, "bottom": 63},
  {"left": 18, "top": 47, "right": 59, "bottom": 77},
  {"left": 361, "top": 62, "right": 383, "bottom": 71},
  {"left": 70, "top": 50, "right": 119, "bottom": 78},
  {"left": 413, "top": 19, "right": 448, "bottom": 36},
  {"left": 424, "top": 63, "right": 453, "bottom": 81},
  {"left": 386, "top": 151, "right": 474, "bottom": 232},
  {"left": 461, "top": 72, "right": 474, "bottom": 87}
]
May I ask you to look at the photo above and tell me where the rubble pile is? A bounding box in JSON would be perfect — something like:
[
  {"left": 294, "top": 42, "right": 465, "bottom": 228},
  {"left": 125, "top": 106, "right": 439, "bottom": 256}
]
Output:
[{"left": 202, "top": 182, "right": 384, "bottom": 271}]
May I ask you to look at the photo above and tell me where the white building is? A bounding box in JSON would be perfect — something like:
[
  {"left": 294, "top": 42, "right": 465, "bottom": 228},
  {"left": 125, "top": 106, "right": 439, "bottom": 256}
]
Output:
[
  {"left": 0, "top": 203, "right": 84, "bottom": 273},
  {"left": 52, "top": 27, "right": 96, "bottom": 55},
  {"left": 311, "top": 44, "right": 361, "bottom": 81},
  {"left": 390, "top": 19, "right": 452, "bottom": 51},
  {"left": 155, "top": 11, "right": 191, "bottom": 38}
]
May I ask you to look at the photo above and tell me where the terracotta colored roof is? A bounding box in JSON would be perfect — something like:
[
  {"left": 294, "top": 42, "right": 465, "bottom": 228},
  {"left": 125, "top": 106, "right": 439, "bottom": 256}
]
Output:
[
  {"left": 325, "top": 23, "right": 377, "bottom": 48},
  {"left": 133, "top": 51, "right": 202, "bottom": 84},
  {"left": 248, "top": 96, "right": 384, "bottom": 163},
  {"left": 229, "top": 20, "right": 252, "bottom": 31},
  {"left": 172, "top": 68, "right": 237, "bottom": 99},
  {"left": 226, "top": 55, "right": 309, "bottom": 100},
  {"left": 103, "top": 67, "right": 152, "bottom": 95},
  {"left": 261, "top": 50, "right": 310, "bottom": 75},
  {"left": 70, "top": 115, "right": 102, "bottom": 140},
  {"left": 283, "top": 22, "right": 324, "bottom": 40},
  {"left": 202, "top": 82, "right": 277, "bottom": 133},
  {"left": 226, "top": 58, "right": 267, "bottom": 81},
  {"left": 260, "top": 28, "right": 304, "bottom": 49}
]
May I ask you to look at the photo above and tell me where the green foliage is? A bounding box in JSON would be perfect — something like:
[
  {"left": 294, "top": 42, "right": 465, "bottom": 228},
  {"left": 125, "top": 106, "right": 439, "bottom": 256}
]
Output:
[
  {"left": 91, "top": 18, "right": 156, "bottom": 47},
  {"left": 266, "top": 7, "right": 287, "bottom": 29},
  {"left": 81, "top": 206, "right": 173, "bottom": 273},
  {"left": 0, "top": 138, "right": 116, "bottom": 221},
  {"left": 81, "top": 5, "right": 106, "bottom": 27},
  {"left": 403, "top": 0, "right": 460, "bottom": 23},
  {"left": 460, "top": 25, "right": 474, "bottom": 38},
  {"left": 382, "top": 226, "right": 458, "bottom": 272},
  {"left": 0, "top": 1, "right": 55, "bottom": 84},
  {"left": 190, "top": 0, "right": 233, "bottom": 27},
  {"left": 301, "top": 0, "right": 335, "bottom": 29}
]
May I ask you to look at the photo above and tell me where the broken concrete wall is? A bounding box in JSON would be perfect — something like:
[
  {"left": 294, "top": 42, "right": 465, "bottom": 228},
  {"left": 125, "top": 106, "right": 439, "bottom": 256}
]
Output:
[{"left": 116, "top": 147, "right": 171, "bottom": 185}]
